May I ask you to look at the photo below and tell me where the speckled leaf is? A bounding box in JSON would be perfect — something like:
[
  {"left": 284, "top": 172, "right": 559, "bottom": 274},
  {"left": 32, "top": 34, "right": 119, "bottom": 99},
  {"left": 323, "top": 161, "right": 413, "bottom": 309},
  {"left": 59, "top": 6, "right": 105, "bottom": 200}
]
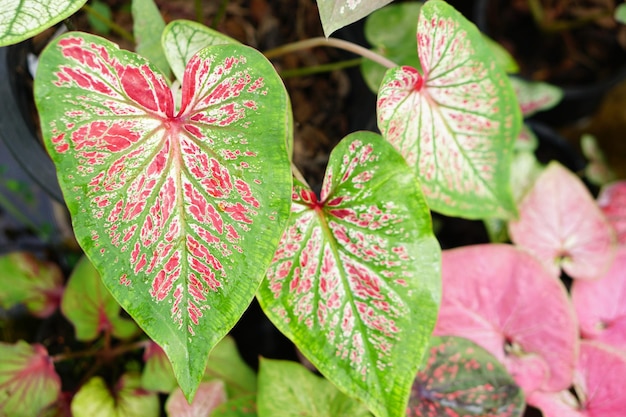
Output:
[
  {"left": 509, "top": 161, "right": 617, "bottom": 280},
  {"left": 0, "top": 0, "right": 87, "bottom": 46},
  {"left": 0, "top": 341, "right": 61, "bottom": 416},
  {"left": 509, "top": 77, "right": 563, "bottom": 117},
  {"left": 166, "top": 380, "right": 227, "bottom": 417},
  {"left": 257, "top": 358, "right": 371, "bottom": 417},
  {"left": 132, "top": 0, "right": 170, "bottom": 77},
  {"left": 598, "top": 181, "right": 626, "bottom": 245},
  {"left": 435, "top": 245, "right": 579, "bottom": 395},
  {"left": 211, "top": 395, "right": 257, "bottom": 417},
  {"left": 317, "top": 0, "right": 394, "bottom": 37},
  {"left": 572, "top": 247, "right": 626, "bottom": 352},
  {"left": 71, "top": 373, "right": 159, "bottom": 417},
  {"left": 483, "top": 36, "right": 519, "bottom": 74},
  {"left": 258, "top": 132, "right": 441, "bottom": 417},
  {"left": 61, "top": 256, "right": 138, "bottom": 341},
  {"left": 0, "top": 252, "right": 64, "bottom": 318},
  {"left": 377, "top": 0, "right": 520, "bottom": 219},
  {"left": 408, "top": 336, "right": 525, "bottom": 417},
  {"left": 528, "top": 341, "right": 626, "bottom": 417},
  {"left": 35, "top": 32, "right": 292, "bottom": 400},
  {"left": 162, "top": 20, "right": 239, "bottom": 83}
]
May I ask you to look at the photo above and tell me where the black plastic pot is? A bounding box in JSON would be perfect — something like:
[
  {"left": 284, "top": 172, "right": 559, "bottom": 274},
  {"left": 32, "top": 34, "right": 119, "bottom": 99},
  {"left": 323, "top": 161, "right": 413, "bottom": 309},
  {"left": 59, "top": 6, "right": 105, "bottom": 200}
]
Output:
[
  {"left": 474, "top": 0, "right": 626, "bottom": 126},
  {"left": 0, "top": 42, "right": 63, "bottom": 203}
]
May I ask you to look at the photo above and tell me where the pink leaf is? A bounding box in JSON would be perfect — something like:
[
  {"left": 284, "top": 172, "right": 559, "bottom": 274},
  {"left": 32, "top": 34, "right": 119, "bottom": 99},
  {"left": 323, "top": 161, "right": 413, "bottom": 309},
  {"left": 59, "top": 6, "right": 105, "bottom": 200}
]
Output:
[
  {"left": 166, "top": 380, "right": 227, "bottom": 417},
  {"left": 528, "top": 341, "right": 626, "bottom": 417},
  {"left": 434, "top": 244, "right": 578, "bottom": 394},
  {"left": 509, "top": 162, "right": 617, "bottom": 280},
  {"left": 572, "top": 247, "right": 626, "bottom": 352},
  {"left": 597, "top": 181, "right": 626, "bottom": 246}
]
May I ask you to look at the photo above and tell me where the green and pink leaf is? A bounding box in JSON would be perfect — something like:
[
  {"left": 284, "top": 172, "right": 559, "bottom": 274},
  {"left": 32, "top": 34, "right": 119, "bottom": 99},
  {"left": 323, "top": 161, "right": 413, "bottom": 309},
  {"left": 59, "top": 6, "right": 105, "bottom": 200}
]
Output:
[
  {"left": 35, "top": 32, "right": 292, "bottom": 399},
  {"left": 166, "top": 380, "right": 227, "bottom": 417}
]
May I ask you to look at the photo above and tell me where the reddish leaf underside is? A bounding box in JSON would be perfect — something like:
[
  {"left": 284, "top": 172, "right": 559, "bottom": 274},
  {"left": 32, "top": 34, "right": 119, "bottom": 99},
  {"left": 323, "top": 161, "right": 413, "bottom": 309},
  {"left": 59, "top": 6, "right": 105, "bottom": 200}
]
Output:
[
  {"left": 597, "top": 181, "right": 626, "bottom": 246},
  {"left": 408, "top": 336, "right": 525, "bottom": 417},
  {"left": 434, "top": 244, "right": 578, "bottom": 394},
  {"left": 258, "top": 132, "right": 441, "bottom": 417},
  {"left": 35, "top": 33, "right": 292, "bottom": 398},
  {"left": 376, "top": 0, "right": 520, "bottom": 219},
  {"left": 0, "top": 341, "right": 61, "bottom": 416},
  {"left": 509, "top": 162, "right": 616, "bottom": 280}
]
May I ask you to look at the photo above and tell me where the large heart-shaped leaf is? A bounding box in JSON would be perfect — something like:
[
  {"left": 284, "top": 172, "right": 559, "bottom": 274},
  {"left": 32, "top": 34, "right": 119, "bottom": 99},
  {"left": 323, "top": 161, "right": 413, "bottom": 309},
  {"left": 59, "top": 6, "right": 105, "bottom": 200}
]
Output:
[
  {"left": 35, "top": 32, "right": 292, "bottom": 399},
  {"left": 408, "top": 336, "right": 525, "bottom": 417},
  {"left": 61, "top": 256, "right": 138, "bottom": 341},
  {"left": 257, "top": 132, "right": 441, "bottom": 417},
  {"left": 376, "top": 0, "right": 520, "bottom": 219},
  {"left": 0, "top": 252, "right": 64, "bottom": 318},
  {"left": 0, "top": 341, "right": 61, "bottom": 416},
  {"left": 257, "top": 358, "right": 371, "bottom": 417},
  {"left": 434, "top": 244, "right": 578, "bottom": 394},
  {"left": 0, "top": 0, "right": 87, "bottom": 46},
  {"left": 509, "top": 161, "right": 617, "bottom": 280},
  {"left": 316, "top": 0, "right": 394, "bottom": 37}
]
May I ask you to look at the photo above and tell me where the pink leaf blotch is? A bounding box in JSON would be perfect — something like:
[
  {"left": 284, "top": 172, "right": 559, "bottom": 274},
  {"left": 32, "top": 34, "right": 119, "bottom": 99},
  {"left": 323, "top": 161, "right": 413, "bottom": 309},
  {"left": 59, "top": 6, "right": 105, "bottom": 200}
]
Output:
[
  {"left": 376, "top": 0, "right": 519, "bottom": 218},
  {"left": 258, "top": 131, "right": 441, "bottom": 417},
  {"left": 597, "top": 181, "right": 626, "bottom": 246},
  {"left": 509, "top": 161, "right": 617, "bottom": 280},
  {"left": 434, "top": 244, "right": 578, "bottom": 394},
  {"left": 572, "top": 247, "right": 626, "bottom": 352},
  {"left": 528, "top": 341, "right": 626, "bottom": 417}
]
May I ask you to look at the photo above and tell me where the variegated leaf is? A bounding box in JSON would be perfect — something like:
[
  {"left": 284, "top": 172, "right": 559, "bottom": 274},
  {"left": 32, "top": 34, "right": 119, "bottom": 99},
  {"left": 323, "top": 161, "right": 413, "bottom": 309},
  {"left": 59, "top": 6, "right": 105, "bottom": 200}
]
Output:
[
  {"left": 509, "top": 77, "right": 563, "bottom": 118},
  {"left": 0, "top": 0, "right": 87, "bottom": 46},
  {"left": 598, "top": 181, "right": 626, "bottom": 245},
  {"left": 162, "top": 20, "right": 239, "bottom": 84},
  {"left": 377, "top": 0, "right": 521, "bottom": 219},
  {"left": 258, "top": 132, "right": 441, "bottom": 417},
  {"left": 35, "top": 32, "right": 292, "bottom": 399},
  {"left": 316, "top": 0, "right": 394, "bottom": 37}
]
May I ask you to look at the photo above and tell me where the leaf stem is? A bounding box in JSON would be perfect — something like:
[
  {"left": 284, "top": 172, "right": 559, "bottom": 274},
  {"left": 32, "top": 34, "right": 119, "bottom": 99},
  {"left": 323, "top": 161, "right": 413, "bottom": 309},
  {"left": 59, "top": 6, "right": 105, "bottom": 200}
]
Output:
[
  {"left": 195, "top": 0, "right": 204, "bottom": 23},
  {"left": 264, "top": 37, "right": 398, "bottom": 69},
  {"left": 279, "top": 58, "right": 362, "bottom": 78},
  {"left": 52, "top": 339, "right": 151, "bottom": 363},
  {"left": 211, "top": 0, "right": 230, "bottom": 29},
  {"left": 81, "top": 4, "right": 135, "bottom": 43}
]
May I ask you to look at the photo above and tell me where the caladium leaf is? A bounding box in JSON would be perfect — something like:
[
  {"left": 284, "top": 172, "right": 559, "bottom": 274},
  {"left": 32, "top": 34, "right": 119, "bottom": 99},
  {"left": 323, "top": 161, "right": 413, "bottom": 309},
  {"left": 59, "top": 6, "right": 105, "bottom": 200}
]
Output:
[
  {"left": 572, "top": 247, "right": 626, "bottom": 352},
  {"left": 62, "top": 256, "right": 138, "bottom": 341},
  {"left": 509, "top": 77, "right": 563, "bottom": 117},
  {"left": 35, "top": 32, "right": 292, "bottom": 399},
  {"left": 257, "top": 358, "right": 371, "bottom": 417},
  {"left": 166, "top": 380, "right": 227, "bottom": 417},
  {"left": 0, "top": 0, "right": 87, "bottom": 46},
  {"left": 71, "top": 373, "right": 159, "bottom": 417},
  {"left": 258, "top": 132, "right": 441, "bottom": 417},
  {"left": 598, "top": 181, "right": 626, "bottom": 245},
  {"left": 528, "top": 341, "right": 626, "bottom": 417},
  {"left": 434, "top": 244, "right": 578, "bottom": 394},
  {"left": 377, "top": 0, "right": 521, "bottom": 219},
  {"left": 204, "top": 335, "right": 257, "bottom": 397},
  {"left": 0, "top": 341, "right": 61, "bottom": 416},
  {"left": 141, "top": 341, "right": 178, "bottom": 393},
  {"left": 162, "top": 20, "right": 239, "bottom": 84},
  {"left": 316, "top": 0, "right": 394, "bottom": 37},
  {"left": 509, "top": 161, "right": 617, "bottom": 280},
  {"left": 483, "top": 36, "right": 519, "bottom": 74},
  {"left": 0, "top": 252, "right": 64, "bottom": 318},
  {"left": 581, "top": 134, "right": 616, "bottom": 187},
  {"left": 408, "top": 336, "right": 525, "bottom": 417},
  {"left": 132, "top": 0, "right": 171, "bottom": 78},
  {"left": 211, "top": 395, "right": 257, "bottom": 417}
]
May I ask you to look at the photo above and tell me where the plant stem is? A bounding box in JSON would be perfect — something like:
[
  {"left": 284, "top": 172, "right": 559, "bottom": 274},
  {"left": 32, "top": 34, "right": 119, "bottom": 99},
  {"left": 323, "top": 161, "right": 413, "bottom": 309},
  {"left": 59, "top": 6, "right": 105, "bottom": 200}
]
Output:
[
  {"left": 82, "top": 4, "right": 135, "bottom": 43},
  {"left": 279, "top": 58, "right": 362, "bottom": 78},
  {"left": 211, "top": 0, "right": 230, "bottom": 29},
  {"left": 264, "top": 37, "right": 398, "bottom": 69},
  {"left": 0, "top": 192, "right": 44, "bottom": 239},
  {"left": 195, "top": 0, "right": 203, "bottom": 23},
  {"left": 52, "top": 339, "right": 151, "bottom": 363}
]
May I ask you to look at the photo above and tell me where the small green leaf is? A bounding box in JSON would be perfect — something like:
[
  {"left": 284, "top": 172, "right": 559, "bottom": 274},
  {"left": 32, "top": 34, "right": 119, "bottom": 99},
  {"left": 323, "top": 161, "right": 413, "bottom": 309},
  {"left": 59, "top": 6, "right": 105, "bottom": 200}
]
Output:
[
  {"left": 0, "top": 0, "right": 87, "bottom": 46},
  {"left": 141, "top": 342, "right": 178, "bottom": 393},
  {"left": 258, "top": 132, "right": 441, "bottom": 417},
  {"left": 615, "top": 3, "right": 626, "bottom": 24},
  {"left": 0, "top": 341, "right": 61, "bottom": 417},
  {"left": 408, "top": 336, "right": 525, "bottom": 417},
  {"left": 361, "top": 2, "right": 422, "bottom": 92},
  {"left": 509, "top": 77, "right": 563, "bottom": 117},
  {"left": 162, "top": 19, "right": 240, "bottom": 83},
  {"left": 377, "top": 0, "right": 521, "bottom": 219},
  {"left": 61, "top": 256, "right": 139, "bottom": 341},
  {"left": 257, "top": 359, "right": 371, "bottom": 417},
  {"left": 204, "top": 336, "right": 257, "bottom": 397},
  {"left": 0, "top": 252, "right": 63, "bottom": 318},
  {"left": 211, "top": 395, "right": 257, "bottom": 417},
  {"left": 483, "top": 35, "right": 519, "bottom": 74},
  {"left": 166, "top": 380, "right": 227, "bottom": 417},
  {"left": 71, "top": 373, "right": 159, "bottom": 417},
  {"left": 316, "top": 0, "right": 394, "bottom": 37},
  {"left": 132, "top": 0, "right": 171, "bottom": 77},
  {"left": 87, "top": 0, "right": 113, "bottom": 35}
]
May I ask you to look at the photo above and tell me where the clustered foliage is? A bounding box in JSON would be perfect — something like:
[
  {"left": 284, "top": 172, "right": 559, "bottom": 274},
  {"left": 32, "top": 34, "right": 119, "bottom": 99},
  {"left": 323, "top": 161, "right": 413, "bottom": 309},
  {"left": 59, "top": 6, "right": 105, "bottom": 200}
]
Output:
[{"left": 1, "top": 0, "right": 625, "bottom": 416}]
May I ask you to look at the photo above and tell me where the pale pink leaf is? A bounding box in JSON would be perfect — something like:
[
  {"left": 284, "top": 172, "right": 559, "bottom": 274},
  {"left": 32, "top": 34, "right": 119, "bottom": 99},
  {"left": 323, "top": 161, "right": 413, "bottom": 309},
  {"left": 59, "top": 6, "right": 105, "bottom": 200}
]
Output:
[
  {"left": 597, "top": 181, "right": 626, "bottom": 246},
  {"left": 166, "top": 380, "right": 227, "bottom": 417}
]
